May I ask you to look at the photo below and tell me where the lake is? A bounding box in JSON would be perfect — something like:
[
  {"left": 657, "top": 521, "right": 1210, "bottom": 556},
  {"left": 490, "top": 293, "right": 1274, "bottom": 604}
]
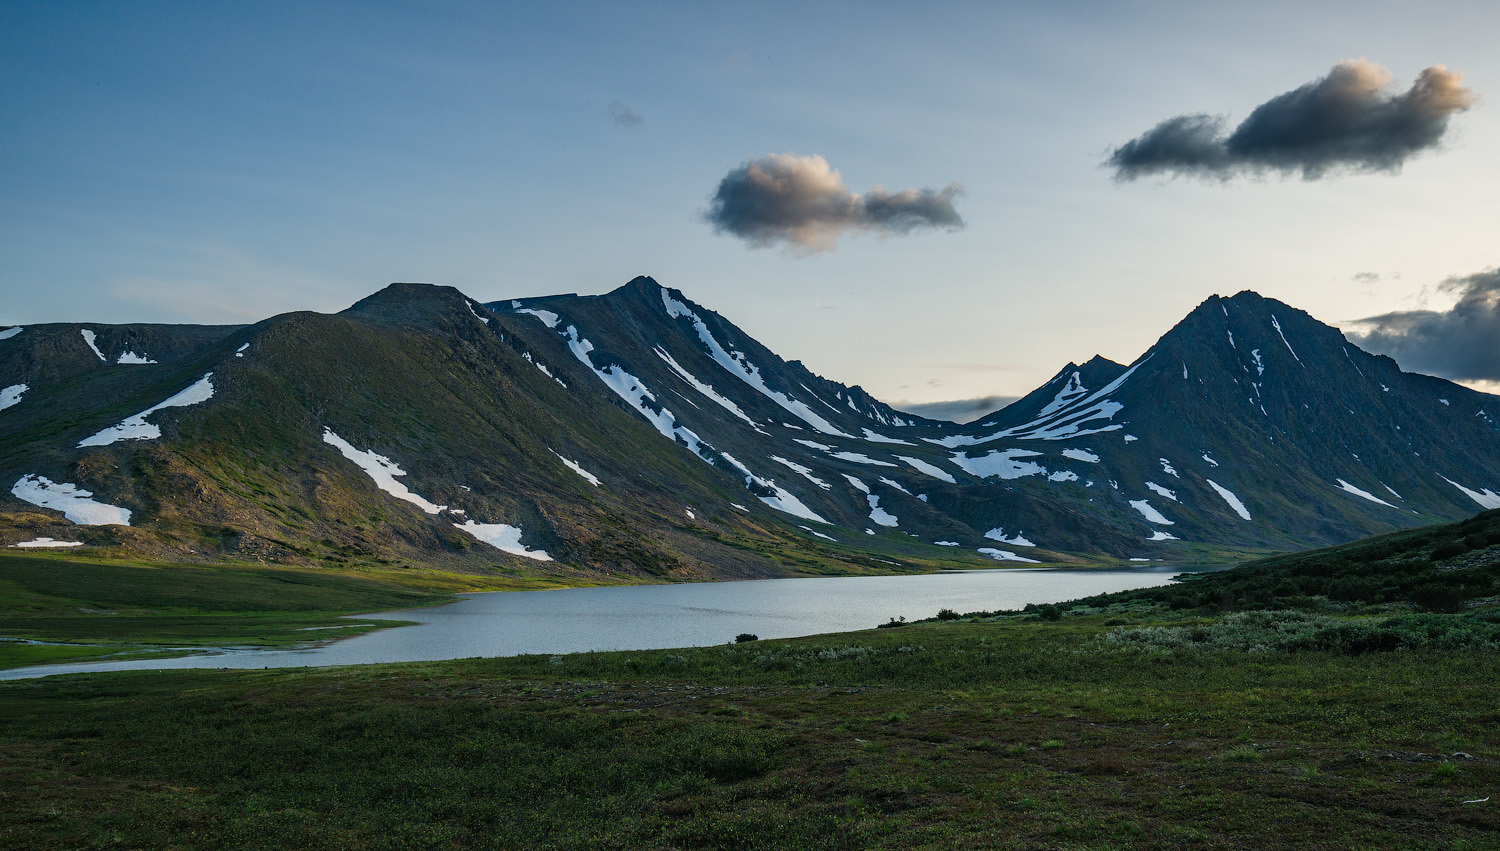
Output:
[{"left": 0, "top": 565, "right": 1217, "bottom": 680}]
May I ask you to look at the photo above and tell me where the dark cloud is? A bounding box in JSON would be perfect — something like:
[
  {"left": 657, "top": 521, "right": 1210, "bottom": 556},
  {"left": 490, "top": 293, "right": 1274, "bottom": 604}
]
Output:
[
  {"left": 609, "top": 101, "right": 643, "bottom": 127},
  {"left": 705, "top": 154, "right": 964, "bottom": 252},
  {"left": 1109, "top": 61, "right": 1477, "bottom": 180},
  {"left": 1352, "top": 271, "right": 1381, "bottom": 284},
  {"left": 895, "top": 395, "right": 1018, "bottom": 424},
  {"left": 1347, "top": 268, "right": 1500, "bottom": 381}
]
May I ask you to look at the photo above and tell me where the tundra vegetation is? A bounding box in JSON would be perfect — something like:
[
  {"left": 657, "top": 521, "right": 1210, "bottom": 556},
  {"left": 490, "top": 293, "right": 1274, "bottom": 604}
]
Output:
[{"left": 3, "top": 510, "right": 1499, "bottom": 849}]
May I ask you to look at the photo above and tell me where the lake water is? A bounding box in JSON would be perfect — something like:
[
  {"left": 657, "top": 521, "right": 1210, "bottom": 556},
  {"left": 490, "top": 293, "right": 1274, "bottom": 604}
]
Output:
[{"left": 0, "top": 565, "right": 1217, "bottom": 680}]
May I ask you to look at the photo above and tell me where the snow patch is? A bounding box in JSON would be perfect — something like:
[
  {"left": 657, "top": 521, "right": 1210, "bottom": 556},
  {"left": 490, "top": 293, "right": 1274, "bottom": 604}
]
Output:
[
  {"left": 1250, "top": 348, "right": 1264, "bottom": 375},
  {"left": 1, "top": 384, "right": 26, "bottom": 411},
  {"left": 80, "top": 329, "right": 106, "bottom": 361},
  {"left": 12, "top": 537, "right": 85, "bottom": 548},
  {"left": 1148, "top": 531, "right": 1179, "bottom": 541},
  {"left": 978, "top": 548, "right": 1040, "bottom": 564},
  {"left": 984, "top": 527, "right": 1036, "bottom": 547},
  {"left": 1048, "top": 470, "right": 1079, "bottom": 482},
  {"left": 867, "top": 496, "right": 899, "bottom": 527},
  {"left": 861, "top": 428, "right": 912, "bottom": 445},
  {"left": 1335, "top": 479, "right": 1397, "bottom": 509},
  {"left": 78, "top": 373, "right": 216, "bottom": 447},
  {"left": 897, "top": 455, "right": 956, "bottom": 483},
  {"left": 513, "top": 307, "right": 561, "bottom": 328},
  {"left": 1159, "top": 458, "right": 1179, "bottom": 478},
  {"left": 1201, "top": 452, "right": 1219, "bottom": 467},
  {"left": 0, "top": 326, "right": 21, "bottom": 340},
  {"left": 1439, "top": 398, "right": 1450, "bottom": 406},
  {"left": 468, "top": 302, "right": 491, "bottom": 325},
  {"left": 794, "top": 439, "right": 832, "bottom": 451},
  {"left": 1123, "top": 434, "right": 1138, "bottom": 443},
  {"left": 1440, "top": 476, "right": 1500, "bottom": 510},
  {"left": 550, "top": 450, "right": 600, "bottom": 486},
  {"left": 117, "top": 350, "right": 157, "bottom": 364},
  {"left": 1061, "top": 448, "right": 1099, "bottom": 463},
  {"left": 878, "top": 476, "right": 911, "bottom": 494},
  {"left": 772, "top": 455, "right": 832, "bottom": 490},
  {"left": 950, "top": 448, "right": 1046, "bottom": 480},
  {"left": 731, "top": 503, "right": 749, "bottom": 512},
  {"left": 321, "top": 429, "right": 447, "bottom": 514},
  {"left": 11, "top": 475, "right": 132, "bottom": 525},
  {"left": 1129, "top": 499, "right": 1174, "bottom": 525},
  {"left": 1145, "top": 481, "right": 1178, "bottom": 501},
  {"left": 830, "top": 451, "right": 897, "bottom": 467},
  {"left": 452, "top": 521, "right": 552, "bottom": 561},
  {"left": 1205, "top": 479, "right": 1251, "bottom": 519},
  {"left": 235, "top": 343, "right": 249, "bottom": 357}
]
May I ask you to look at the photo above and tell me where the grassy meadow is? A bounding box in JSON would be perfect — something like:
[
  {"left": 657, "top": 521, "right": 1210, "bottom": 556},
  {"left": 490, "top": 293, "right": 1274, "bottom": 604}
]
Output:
[{"left": 3, "top": 511, "right": 1499, "bottom": 848}]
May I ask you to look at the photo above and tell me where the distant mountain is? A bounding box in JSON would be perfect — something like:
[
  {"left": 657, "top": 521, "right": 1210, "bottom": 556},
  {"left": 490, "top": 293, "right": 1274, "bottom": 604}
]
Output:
[{"left": 4, "top": 277, "right": 1498, "bottom": 580}]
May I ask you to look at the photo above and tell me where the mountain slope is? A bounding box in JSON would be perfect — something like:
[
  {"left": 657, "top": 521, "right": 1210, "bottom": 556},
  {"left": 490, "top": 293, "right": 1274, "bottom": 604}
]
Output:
[{"left": 3, "top": 280, "right": 1498, "bottom": 579}]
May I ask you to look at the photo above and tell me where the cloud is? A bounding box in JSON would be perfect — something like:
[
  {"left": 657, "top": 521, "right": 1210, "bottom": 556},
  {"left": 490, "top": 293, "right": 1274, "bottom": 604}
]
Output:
[
  {"left": 1352, "top": 271, "right": 1381, "bottom": 284},
  {"left": 1108, "top": 61, "right": 1477, "bottom": 180},
  {"left": 895, "top": 395, "right": 1018, "bottom": 424},
  {"left": 705, "top": 154, "right": 964, "bottom": 252},
  {"left": 609, "top": 101, "right": 643, "bottom": 127},
  {"left": 1346, "top": 268, "right": 1500, "bottom": 381}
]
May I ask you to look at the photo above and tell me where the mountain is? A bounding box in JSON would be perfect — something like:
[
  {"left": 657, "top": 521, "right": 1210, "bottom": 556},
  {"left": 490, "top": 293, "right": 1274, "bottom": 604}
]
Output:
[{"left": 3, "top": 278, "right": 1499, "bottom": 581}]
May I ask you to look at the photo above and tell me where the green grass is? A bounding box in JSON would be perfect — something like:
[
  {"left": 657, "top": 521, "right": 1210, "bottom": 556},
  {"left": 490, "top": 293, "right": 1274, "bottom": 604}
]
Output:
[
  {"left": 0, "top": 551, "right": 466, "bottom": 668},
  {"left": 4, "top": 512, "right": 1500, "bottom": 847},
  {"left": 2, "top": 614, "right": 1497, "bottom": 849}
]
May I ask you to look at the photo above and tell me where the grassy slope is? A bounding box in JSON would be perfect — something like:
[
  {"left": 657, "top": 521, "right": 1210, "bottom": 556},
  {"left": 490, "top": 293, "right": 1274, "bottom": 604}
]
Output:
[{"left": 2, "top": 513, "right": 1498, "bottom": 848}]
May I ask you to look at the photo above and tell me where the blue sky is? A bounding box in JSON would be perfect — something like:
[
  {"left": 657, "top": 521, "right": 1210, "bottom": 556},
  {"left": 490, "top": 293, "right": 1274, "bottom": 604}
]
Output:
[{"left": 4, "top": 1, "right": 1497, "bottom": 414}]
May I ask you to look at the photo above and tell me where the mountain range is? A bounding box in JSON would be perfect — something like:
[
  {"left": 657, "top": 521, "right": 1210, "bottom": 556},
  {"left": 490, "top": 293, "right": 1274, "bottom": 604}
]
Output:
[{"left": 4, "top": 276, "right": 1498, "bottom": 582}]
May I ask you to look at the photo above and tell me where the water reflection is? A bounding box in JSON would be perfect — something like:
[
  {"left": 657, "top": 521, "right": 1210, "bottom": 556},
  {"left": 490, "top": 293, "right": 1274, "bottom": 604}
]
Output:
[{"left": 1, "top": 566, "right": 1219, "bottom": 680}]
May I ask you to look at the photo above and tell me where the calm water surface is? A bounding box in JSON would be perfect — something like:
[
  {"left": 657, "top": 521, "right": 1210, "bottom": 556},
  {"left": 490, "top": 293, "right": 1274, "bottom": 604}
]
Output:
[{"left": 1, "top": 566, "right": 1217, "bottom": 680}]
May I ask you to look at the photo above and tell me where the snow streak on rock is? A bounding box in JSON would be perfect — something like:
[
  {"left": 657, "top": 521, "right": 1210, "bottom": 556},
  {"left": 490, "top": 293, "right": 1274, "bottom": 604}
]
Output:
[
  {"left": 550, "top": 450, "right": 600, "bottom": 486},
  {"left": 830, "top": 451, "right": 898, "bottom": 467},
  {"left": 80, "top": 329, "right": 106, "bottom": 361},
  {"left": 78, "top": 373, "right": 216, "bottom": 447},
  {"left": 1439, "top": 476, "right": 1500, "bottom": 510},
  {"left": 662, "top": 289, "right": 853, "bottom": 437},
  {"left": 1205, "top": 479, "right": 1252, "bottom": 519},
  {"left": 897, "top": 455, "right": 956, "bottom": 483},
  {"left": 654, "top": 346, "right": 759, "bottom": 428},
  {"left": 1335, "top": 478, "right": 1398, "bottom": 509},
  {"left": 772, "top": 455, "right": 832, "bottom": 490},
  {"left": 321, "top": 429, "right": 447, "bottom": 514},
  {"left": 929, "top": 356, "right": 1149, "bottom": 447}
]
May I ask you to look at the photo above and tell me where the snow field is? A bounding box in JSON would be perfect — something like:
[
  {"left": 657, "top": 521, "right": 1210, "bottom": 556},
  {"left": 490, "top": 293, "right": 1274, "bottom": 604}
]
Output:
[{"left": 10, "top": 475, "right": 132, "bottom": 525}]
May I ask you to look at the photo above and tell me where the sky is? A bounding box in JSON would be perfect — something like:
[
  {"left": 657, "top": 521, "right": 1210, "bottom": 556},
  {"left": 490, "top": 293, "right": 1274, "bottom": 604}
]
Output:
[{"left": 3, "top": 1, "right": 1497, "bottom": 420}]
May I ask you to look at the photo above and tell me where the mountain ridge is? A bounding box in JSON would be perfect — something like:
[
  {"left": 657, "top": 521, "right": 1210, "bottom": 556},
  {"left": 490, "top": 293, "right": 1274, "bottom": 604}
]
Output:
[{"left": 3, "top": 277, "right": 1497, "bottom": 582}]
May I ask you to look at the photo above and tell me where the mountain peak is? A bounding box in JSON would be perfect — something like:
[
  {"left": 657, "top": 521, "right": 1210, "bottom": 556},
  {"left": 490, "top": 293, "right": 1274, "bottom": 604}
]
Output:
[
  {"left": 609, "top": 276, "right": 664, "bottom": 297},
  {"left": 340, "top": 282, "right": 476, "bottom": 323}
]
